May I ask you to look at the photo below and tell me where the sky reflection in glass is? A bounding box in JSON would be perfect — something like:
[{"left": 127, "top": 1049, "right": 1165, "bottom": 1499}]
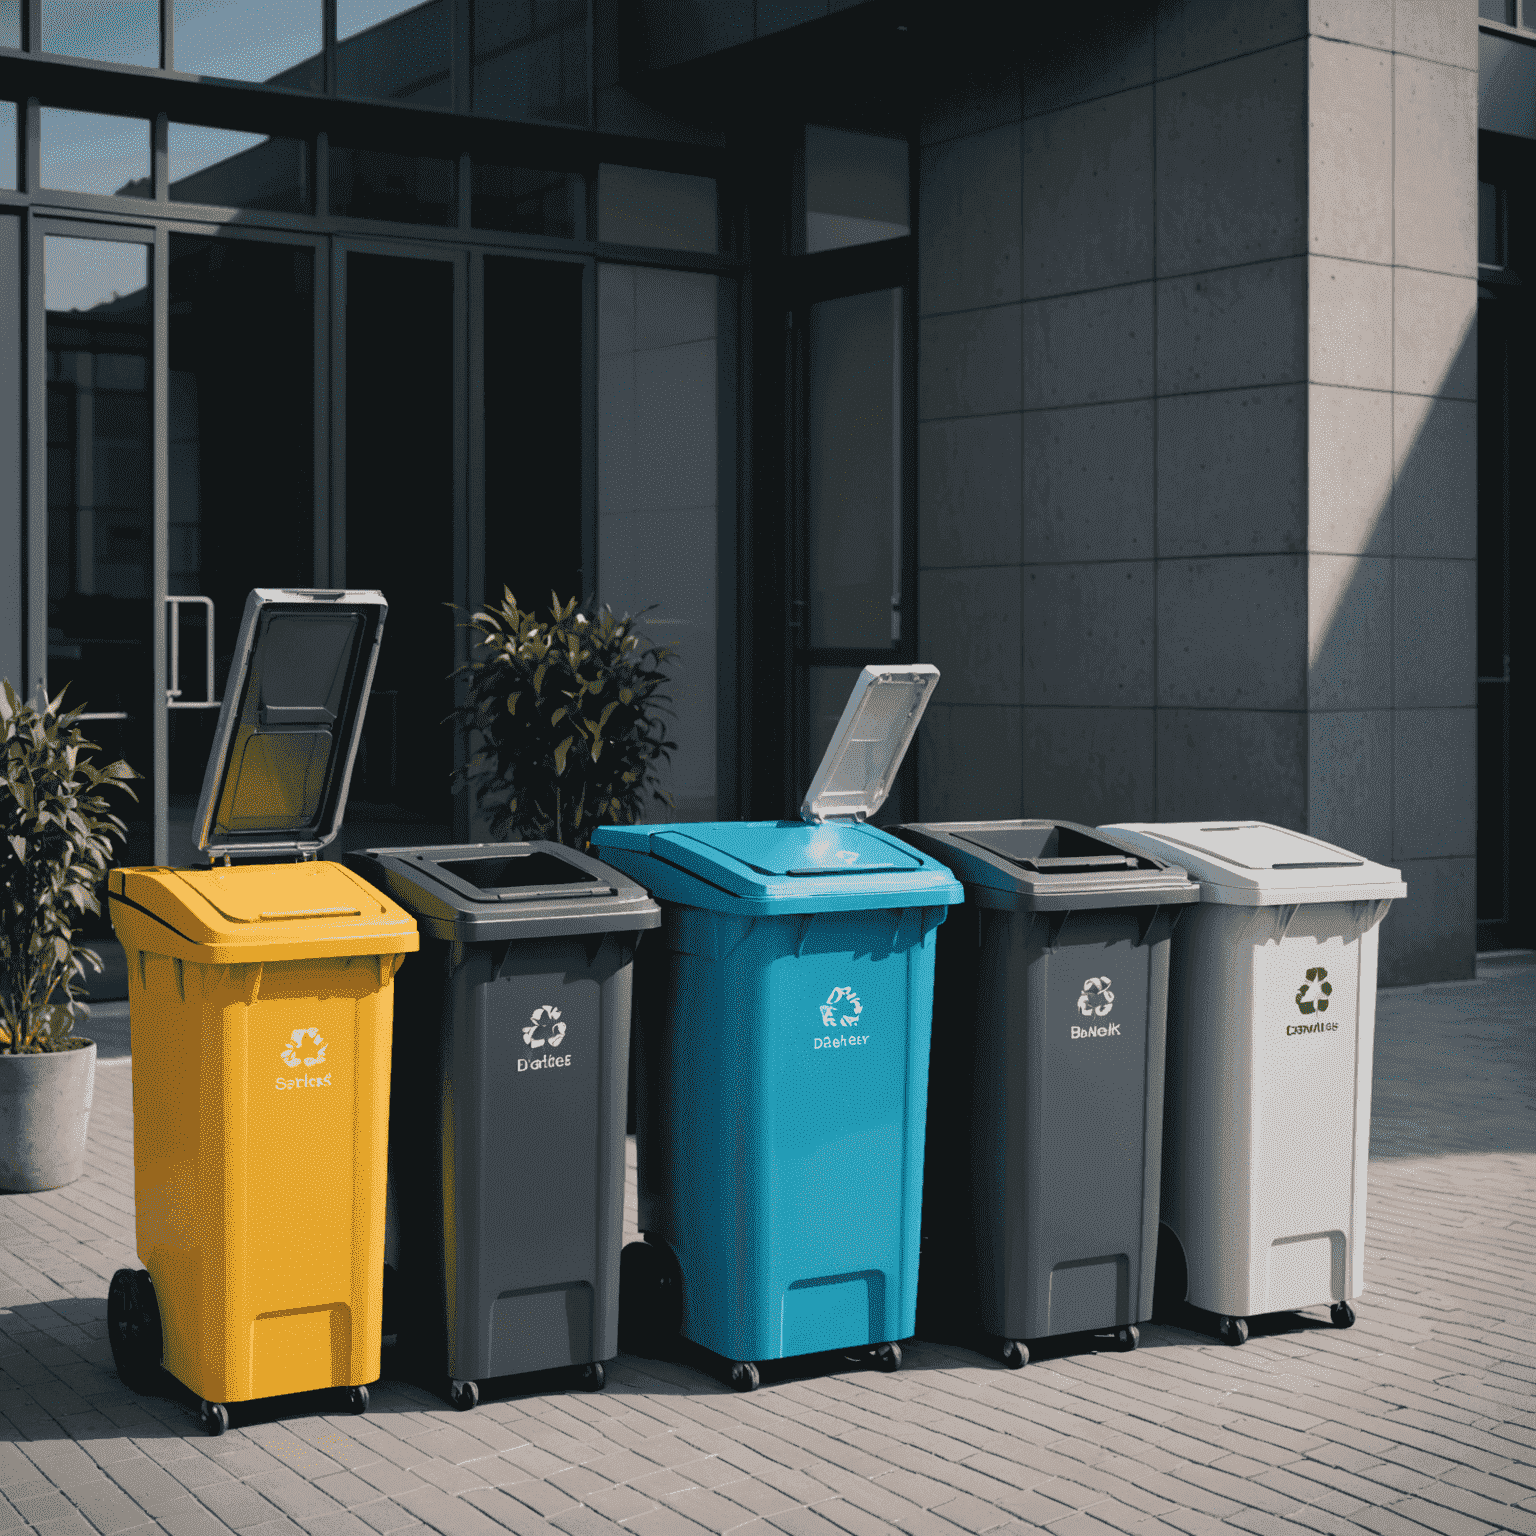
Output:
[
  {"left": 41, "top": 1, "right": 159, "bottom": 67},
  {"left": 40, "top": 107, "right": 152, "bottom": 198},
  {"left": 174, "top": 0, "right": 321, "bottom": 85}
]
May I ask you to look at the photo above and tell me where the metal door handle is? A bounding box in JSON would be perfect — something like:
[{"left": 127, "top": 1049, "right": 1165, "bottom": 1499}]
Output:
[{"left": 167, "top": 596, "right": 221, "bottom": 710}]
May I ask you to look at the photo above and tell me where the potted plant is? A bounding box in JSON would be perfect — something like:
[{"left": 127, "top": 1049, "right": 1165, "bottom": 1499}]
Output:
[
  {"left": 455, "top": 592, "right": 676, "bottom": 848},
  {"left": 1, "top": 682, "right": 138, "bottom": 1192}
]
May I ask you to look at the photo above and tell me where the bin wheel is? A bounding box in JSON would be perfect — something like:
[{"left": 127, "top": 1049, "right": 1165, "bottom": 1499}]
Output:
[
  {"left": 1330, "top": 1301, "right": 1356, "bottom": 1330},
  {"left": 449, "top": 1379, "right": 479, "bottom": 1411},
  {"left": 107, "top": 1269, "right": 163, "bottom": 1394},
  {"left": 872, "top": 1342, "right": 902, "bottom": 1373},
  {"left": 620, "top": 1239, "right": 682, "bottom": 1358},
  {"left": 198, "top": 1401, "right": 229, "bottom": 1437},
  {"left": 1000, "top": 1340, "right": 1028, "bottom": 1369},
  {"left": 1115, "top": 1326, "right": 1140, "bottom": 1352},
  {"left": 346, "top": 1385, "right": 369, "bottom": 1415},
  {"left": 580, "top": 1361, "right": 605, "bottom": 1392},
  {"left": 1217, "top": 1316, "right": 1249, "bottom": 1347},
  {"left": 729, "top": 1361, "right": 760, "bottom": 1393}
]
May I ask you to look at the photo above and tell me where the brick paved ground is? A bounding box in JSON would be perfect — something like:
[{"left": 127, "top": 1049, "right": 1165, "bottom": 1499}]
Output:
[{"left": 2, "top": 958, "right": 1532, "bottom": 1536}]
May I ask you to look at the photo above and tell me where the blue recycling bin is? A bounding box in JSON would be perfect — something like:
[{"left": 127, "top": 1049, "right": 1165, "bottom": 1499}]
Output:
[{"left": 592, "top": 666, "right": 962, "bottom": 1390}]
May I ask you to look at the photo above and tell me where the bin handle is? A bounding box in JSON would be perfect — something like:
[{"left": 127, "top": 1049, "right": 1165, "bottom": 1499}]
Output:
[{"left": 258, "top": 906, "right": 362, "bottom": 920}]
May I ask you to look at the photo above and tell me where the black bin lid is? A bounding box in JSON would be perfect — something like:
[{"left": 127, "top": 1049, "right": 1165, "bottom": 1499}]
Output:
[
  {"left": 893, "top": 820, "right": 1200, "bottom": 912},
  {"left": 344, "top": 842, "right": 661, "bottom": 943},
  {"left": 192, "top": 589, "right": 386, "bottom": 861}
]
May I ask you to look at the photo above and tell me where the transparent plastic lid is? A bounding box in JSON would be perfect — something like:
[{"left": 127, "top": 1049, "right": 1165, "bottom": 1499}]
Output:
[
  {"left": 192, "top": 589, "right": 387, "bottom": 860},
  {"left": 800, "top": 663, "right": 939, "bottom": 824}
]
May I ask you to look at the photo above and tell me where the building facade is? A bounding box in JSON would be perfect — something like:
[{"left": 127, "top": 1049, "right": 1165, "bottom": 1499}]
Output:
[{"left": 0, "top": 0, "right": 1524, "bottom": 988}]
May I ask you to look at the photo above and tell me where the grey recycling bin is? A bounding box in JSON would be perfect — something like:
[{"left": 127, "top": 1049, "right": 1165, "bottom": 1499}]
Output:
[
  {"left": 344, "top": 842, "right": 659, "bottom": 1407},
  {"left": 893, "top": 820, "right": 1198, "bottom": 1366}
]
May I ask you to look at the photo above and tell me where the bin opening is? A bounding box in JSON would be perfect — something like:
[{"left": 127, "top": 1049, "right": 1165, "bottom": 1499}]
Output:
[
  {"left": 432, "top": 851, "right": 607, "bottom": 896},
  {"left": 956, "top": 824, "right": 1160, "bottom": 873}
]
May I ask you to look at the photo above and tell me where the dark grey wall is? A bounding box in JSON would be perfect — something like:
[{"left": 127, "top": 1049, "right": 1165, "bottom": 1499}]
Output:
[{"left": 0, "top": 213, "right": 21, "bottom": 696}]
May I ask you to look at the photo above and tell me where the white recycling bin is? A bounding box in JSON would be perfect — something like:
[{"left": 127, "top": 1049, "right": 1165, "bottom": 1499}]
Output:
[{"left": 1098, "top": 821, "right": 1406, "bottom": 1346}]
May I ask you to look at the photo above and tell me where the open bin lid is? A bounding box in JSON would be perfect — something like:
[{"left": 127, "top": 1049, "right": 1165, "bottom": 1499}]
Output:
[
  {"left": 1101, "top": 821, "right": 1407, "bottom": 907},
  {"left": 192, "top": 589, "right": 387, "bottom": 861},
  {"left": 343, "top": 842, "right": 661, "bottom": 944},
  {"left": 894, "top": 820, "right": 1200, "bottom": 912},
  {"left": 800, "top": 664, "right": 939, "bottom": 824}
]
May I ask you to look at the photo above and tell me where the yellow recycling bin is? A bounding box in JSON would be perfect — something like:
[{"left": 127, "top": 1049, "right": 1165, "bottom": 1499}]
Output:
[{"left": 105, "top": 589, "right": 418, "bottom": 1435}]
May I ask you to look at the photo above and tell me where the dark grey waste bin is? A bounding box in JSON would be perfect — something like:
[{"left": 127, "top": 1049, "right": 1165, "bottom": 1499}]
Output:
[
  {"left": 344, "top": 842, "right": 659, "bottom": 1408},
  {"left": 892, "top": 820, "right": 1197, "bottom": 1366}
]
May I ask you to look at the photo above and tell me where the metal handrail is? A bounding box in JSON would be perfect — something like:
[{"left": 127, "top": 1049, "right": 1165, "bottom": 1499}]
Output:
[{"left": 167, "top": 595, "right": 221, "bottom": 710}]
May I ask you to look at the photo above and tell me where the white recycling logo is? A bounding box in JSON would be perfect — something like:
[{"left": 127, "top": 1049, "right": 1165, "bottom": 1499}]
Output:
[
  {"left": 280, "top": 1027, "right": 327, "bottom": 1068},
  {"left": 820, "top": 987, "right": 862, "bottom": 1030},
  {"left": 1076, "top": 977, "right": 1115, "bottom": 1018},
  {"left": 523, "top": 1005, "right": 567, "bottom": 1050}
]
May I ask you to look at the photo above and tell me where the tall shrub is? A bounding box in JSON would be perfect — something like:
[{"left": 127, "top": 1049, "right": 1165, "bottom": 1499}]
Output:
[
  {"left": 455, "top": 592, "right": 676, "bottom": 848},
  {"left": 1, "top": 682, "right": 138, "bottom": 1053}
]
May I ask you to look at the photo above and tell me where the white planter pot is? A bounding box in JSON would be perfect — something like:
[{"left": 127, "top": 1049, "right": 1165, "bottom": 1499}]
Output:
[{"left": 0, "top": 1041, "right": 98, "bottom": 1192}]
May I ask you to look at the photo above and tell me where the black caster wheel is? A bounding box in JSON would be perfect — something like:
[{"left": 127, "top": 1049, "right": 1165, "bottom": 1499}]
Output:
[
  {"left": 872, "top": 1342, "right": 902, "bottom": 1373},
  {"left": 580, "top": 1361, "right": 605, "bottom": 1392},
  {"left": 1115, "top": 1326, "right": 1140, "bottom": 1352},
  {"left": 729, "top": 1360, "right": 760, "bottom": 1392},
  {"left": 1330, "top": 1301, "right": 1356, "bottom": 1330},
  {"left": 1217, "top": 1316, "right": 1249, "bottom": 1347},
  {"left": 619, "top": 1238, "right": 682, "bottom": 1358},
  {"left": 107, "top": 1269, "right": 164, "bottom": 1395},
  {"left": 449, "top": 1379, "right": 478, "bottom": 1411},
  {"left": 346, "top": 1385, "right": 369, "bottom": 1415},
  {"left": 198, "top": 1400, "right": 230, "bottom": 1436},
  {"left": 1000, "top": 1340, "right": 1028, "bottom": 1369}
]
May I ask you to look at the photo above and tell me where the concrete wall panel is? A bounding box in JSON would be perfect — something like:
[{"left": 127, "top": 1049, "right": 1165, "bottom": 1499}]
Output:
[
  {"left": 1020, "top": 89, "right": 1153, "bottom": 300},
  {"left": 1157, "top": 554, "right": 1308, "bottom": 709},
  {"left": 921, "top": 63, "right": 1020, "bottom": 147},
  {"left": 1022, "top": 400, "right": 1154, "bottom": 563},
  {"left": 1307, "top": 553, "right": 1393, "bottom": 709},
  {"left": 1155, "top": 707, "right": 1308, "bottom": 825},
  {"left": 1309, "top": 0, "right": 1393, "bottom": 51},
  {"left": 918, "top": 704, "right": 1024, "bottom": 820},
  {"left": 1021, "top": 562, "right": 1155, "bottom": 707},
  {"left": 1309, "top": 256, "right": 1393, "bottom": 390},
  {"left": 1308, "top": 709, "right": 1393, "bottom": 864},
  {"left": 1021, "top": 9, "right": 1154, "bottom": 117},
  {"left": 1377, "top": 855, "right": 1477, "bottom": 985},
  {"left": 1394, "top": 558, "right": 1477, "bottom": 708},
  {"left": 920, "top": 414, "right": 1023, "bottom": 570},
  {"left": 1308, "top": 384, "right": 1393, "bottom": 555},
  {"left": 919, "top": 125, "right": 1022, "bottom": 317},
  {"left": 1157, "top": 258, "right": 1307, "bottom": 394},
  {"left": 1392, "top": 393, "right": 1477, "bottom": 559},
  {"left": 1393, "top": 707, "right": 1476, "bottom": 859},
  {"left": 0, "top": 214, "right": 20, "bottom": 696},
  {"left": 919, "top": 305, "right": 1023, "bottom": 420},
  {"left": 1021, "top": 706, "right": 1157, "bottom": 825},
  {"left": 1154, "top": 0, "right": 1308, "bottom": 78},
  {"left": 1394, "top": 55, "right": 1478, "bottom": 278},
  {"left": 1393, "top": 0, "right": 1479, "bottom": 70},
  {"left": 918, "top": 565, "right": 1021, "bottom": 706},
  {"left": 1022, "top": 282, "right": 1155, "bottom": 408},
  {"left": 1309, "top": 37, "right": 1393, "bottom": 264},
  {"left": 1156, "top": 384, "right": 1307, "bottom": 557},
  {"left": 1156, "top": 42, "right": 1308, "bottom": 276},
  {"left": 1393, "top": 269, "right": 1477, "bottom": 398}
]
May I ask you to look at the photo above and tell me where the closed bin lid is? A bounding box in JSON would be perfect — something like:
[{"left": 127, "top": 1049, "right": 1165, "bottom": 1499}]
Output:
[
  {"left": 1100, "top": 821, "right": 1407, "bottom": 907},
  {"left": 192, "top": 588, "right": 387, "bottom": 861},
  {"left": 342, "top": 842, "right": 661, "bottom": 944},
  {"left": 893, "top": 820, "right": 1200, "bottom": 912},
  {"left": 107, "top": 859, "right": 418, "bottom": 964},
  {"left": 591, "top": 820, "right": 963, "bottom": 917}
]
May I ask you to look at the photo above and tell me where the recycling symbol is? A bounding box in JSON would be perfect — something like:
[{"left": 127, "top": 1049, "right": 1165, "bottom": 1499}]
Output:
[
  {"left": 820, "top": 987, "right": 862, "bottom": 1030},
  {"left": 1077, "top": 977, "right": 1114, "bottom": 1018},
  {"left": 280, "top": 1027, "right": 327, "bottom": 1068},
  {"left": 1295, "top": 968, "right": 1332, "bottom": 1015},
  {"left": 523, "top": 1005, "right": 567, "bottom": 1049}
]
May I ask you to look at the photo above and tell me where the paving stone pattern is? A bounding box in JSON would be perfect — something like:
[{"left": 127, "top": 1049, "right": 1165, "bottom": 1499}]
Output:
[{"left": 2, "top": 960, "right": 1533, "bottom": 1536}]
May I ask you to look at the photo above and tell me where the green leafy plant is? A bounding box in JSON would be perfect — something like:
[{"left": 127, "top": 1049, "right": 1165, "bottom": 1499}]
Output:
[
  {"left": 455, "top": 592, "right": 677, "bottom": 848},
  {"left": 1, "top": 682, "right": 138, "bottom": 1053}
]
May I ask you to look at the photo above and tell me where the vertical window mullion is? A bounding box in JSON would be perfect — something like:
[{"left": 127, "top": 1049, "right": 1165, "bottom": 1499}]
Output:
[{"left": 161, "top": 0, "right": 172, "bottom": 69}]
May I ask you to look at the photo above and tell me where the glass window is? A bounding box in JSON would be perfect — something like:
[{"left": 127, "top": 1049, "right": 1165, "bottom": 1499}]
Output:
[
  {"left": 803, "top": 126, "right": 909, "bottom": 254},
  {"left": 2, "top": 2, "right": 18, "bottom": 48},
  {"left": 1479, "top": 0, "right": 1515, "bottom": 20},
  {"left": 471, "top": 163, "right": 580, "bottom": 238},
  {"left": 329, "top": 144, "right": 456, "bottom": 225},
  {"left": 337, "top": 0, "right": 451, "bottom": 107},
  {"left": 473, "top": 0, "right": 590, "bottom": 127},
  {"left": 1, "top": 102, "right": 15, "bottom": 191},
  {"left": 597, "top": 165, "right": 717, "bottom": 254},
  {"left": 169, "top": 124, "right": 310, "bottom": 212},
  {"left": 41, "top": 0, "right": 158, "bottom": 66},
  {"left": 1479, "top": 181, "right": 1506, "bottom": 268},
  {"left": 807, "top": 287, "right": 902, "bottom": 649},
  {"left": 597, "top": 263, "right": 721, "bottom": 821},
  {"left": 40, "top": 108, "right": 152, "bottom": 198},
  {"left": 174, "top": 0, "right": 322, "bottom": 90}
]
